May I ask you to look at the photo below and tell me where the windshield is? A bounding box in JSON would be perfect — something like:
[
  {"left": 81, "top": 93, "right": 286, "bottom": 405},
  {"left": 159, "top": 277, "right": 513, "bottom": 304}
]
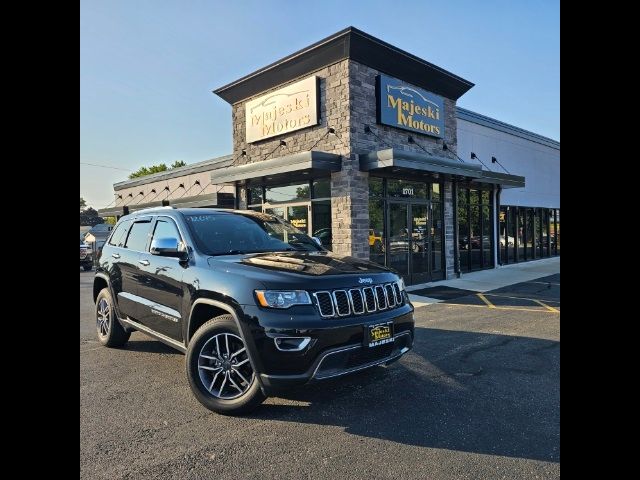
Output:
[{"left": 184, "top": 212, "right": 322, "bottom": 256}]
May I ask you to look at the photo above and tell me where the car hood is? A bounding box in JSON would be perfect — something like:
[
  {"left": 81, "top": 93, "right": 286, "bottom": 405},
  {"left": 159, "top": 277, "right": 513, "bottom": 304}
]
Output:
[{"left": 208, "top": 251, "right": 392, "bottom": 277}]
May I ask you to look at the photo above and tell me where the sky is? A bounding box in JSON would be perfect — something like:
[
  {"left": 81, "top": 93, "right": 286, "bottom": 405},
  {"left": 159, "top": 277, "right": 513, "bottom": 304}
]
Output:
[{"left": 80, "top": 0, "right": 560, "bottom": 209}]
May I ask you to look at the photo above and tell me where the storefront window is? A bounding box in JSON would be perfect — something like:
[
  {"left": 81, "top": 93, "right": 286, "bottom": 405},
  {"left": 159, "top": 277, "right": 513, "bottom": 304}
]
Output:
[
  {"left": 287, "top": 205, "right": 308, "bottom": 233},
  {"left": 470, "top": 199, "right": 481, "bottom": 270},
  {"left": 369, "top": 177, "right": 384, "bottom": 197},
  {"left": 432, "top": 202, "right": 443, "bottom": 273},
  {"left": 555, "top": 209, "right": 560, "bottom": 255},
  {"left": 526, "top": 208, "right": 535, "bottom": 259},
  {"left": 431, "top": 183, "right": 441, "bottom": 202},
  {"left": 517, "top": 208, "right": 525, "bottom": 261},
  {"left": 312, "top": 178, "right": 330, "bottom": 199},
  {"left": 248, "top": 186, "right": 263, "bottom": 206},
  {"left": 482, "top": 204, "right": 492, "bottom": 267},
  {"left": 387, "top": 179, "right": 427, "bottom": 199},
  {"left": 369, "top": 199, "right": 385, "bottom": 266},
  {"left": 265, "top": 182, "right": 310, "bottom": 203},
  {"left": 312, "top": 200, "right": 331, "bottom": 250},
  {"left": 457, "top": 187, "right": 469, "bottom": 271}
]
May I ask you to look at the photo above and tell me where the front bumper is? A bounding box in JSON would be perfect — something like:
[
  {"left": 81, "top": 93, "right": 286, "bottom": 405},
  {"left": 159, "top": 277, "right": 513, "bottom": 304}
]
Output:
[
  {"left": 239, "top": 303, "right": 414, "bottom": 395},
  {"left": 259, "top": 330, "right": 413, "bottom": 393}
]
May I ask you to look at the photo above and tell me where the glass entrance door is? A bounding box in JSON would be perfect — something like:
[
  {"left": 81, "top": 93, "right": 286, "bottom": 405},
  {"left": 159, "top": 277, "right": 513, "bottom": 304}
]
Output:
[
  {"left": 388, "top": 203, "right": 409, "bottom": 276},
  {"left": 387, "top": 201, "right": 442, "bottom": 284},
  {"left": 410, "top": 204, "right": 429, "bottom": 284}
]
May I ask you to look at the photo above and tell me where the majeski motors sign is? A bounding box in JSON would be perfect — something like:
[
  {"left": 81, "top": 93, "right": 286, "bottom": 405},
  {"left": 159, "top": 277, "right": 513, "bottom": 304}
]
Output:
[
  {"left": 245, "top": 76, "right": 319, "bottom": 143},
  {"left": 376, "top": 74, "right": 444, "bottom": 139}
]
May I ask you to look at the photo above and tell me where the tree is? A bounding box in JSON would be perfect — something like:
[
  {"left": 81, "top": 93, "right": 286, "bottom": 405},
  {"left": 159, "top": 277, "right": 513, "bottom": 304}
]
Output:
[
  {"left": 80, "top": 207, "right": 104, "bottom": 227},
  {"left": 80, "top": 197, "right": 86, "bottom": 210},
  {"left": 128, "top": 160, "right": 187, "bottom": 179}
]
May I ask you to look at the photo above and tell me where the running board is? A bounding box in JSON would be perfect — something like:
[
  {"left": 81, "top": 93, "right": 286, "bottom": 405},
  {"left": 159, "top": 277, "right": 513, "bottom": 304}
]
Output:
[{"left": 119, "top": 317, "right": 187, "bottom": 353}]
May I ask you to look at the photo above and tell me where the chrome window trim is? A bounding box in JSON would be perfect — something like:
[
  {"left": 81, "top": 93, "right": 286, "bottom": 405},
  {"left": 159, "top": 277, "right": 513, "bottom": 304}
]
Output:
[
  {"left": 348, "top": 288, "right": 365, "bottom": 315},
  {"left": 332, "top": 290, "right": 351, "bottom": 316},
  {"left": 363, "top": 286, "right": 377, "bottom": 313},
  {"left": 313, "top": 291, "right": 335, "bottom": 318}
]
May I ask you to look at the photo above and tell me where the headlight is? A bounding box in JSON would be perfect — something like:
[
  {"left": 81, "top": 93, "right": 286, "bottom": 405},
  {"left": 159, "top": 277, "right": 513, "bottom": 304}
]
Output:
[
  {"left": 397, "top": 278, "right": 406, "bottom": 292},
  {"left": 255, "top": 290, "right": 312, "bottom": 309}
]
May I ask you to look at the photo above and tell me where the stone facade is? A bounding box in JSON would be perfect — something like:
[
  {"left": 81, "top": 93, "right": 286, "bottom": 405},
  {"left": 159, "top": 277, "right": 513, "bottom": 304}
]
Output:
[
  {"left": 230, "top": 60, "right": 351, "bottom": 165},
  {"left": 227, "top": 58, "right": 460, "bottom": 273}
]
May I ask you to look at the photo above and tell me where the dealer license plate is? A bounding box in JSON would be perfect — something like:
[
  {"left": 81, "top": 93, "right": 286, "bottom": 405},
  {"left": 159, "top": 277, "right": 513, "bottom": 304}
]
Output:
[{"left": 366, "top": 322, "right": 394, "bottom": 348}]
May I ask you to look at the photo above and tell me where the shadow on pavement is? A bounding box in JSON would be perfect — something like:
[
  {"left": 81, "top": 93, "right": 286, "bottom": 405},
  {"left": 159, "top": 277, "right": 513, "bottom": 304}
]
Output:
[
  {"left": 251, "top": 327, "right": 559, "bottom": 463},
  {"left": 124, "top": 338, "right": 181, "bottom": 355}
]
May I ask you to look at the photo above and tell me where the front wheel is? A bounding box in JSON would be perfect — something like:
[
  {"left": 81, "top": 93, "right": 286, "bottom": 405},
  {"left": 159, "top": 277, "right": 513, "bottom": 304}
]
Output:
[{"left": 186, "top": 315, "right": 266, "bottom": 415}]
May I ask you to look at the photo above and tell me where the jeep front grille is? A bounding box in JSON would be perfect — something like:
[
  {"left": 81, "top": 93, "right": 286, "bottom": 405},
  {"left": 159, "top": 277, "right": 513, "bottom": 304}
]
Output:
[
  {"left": 314, "top": 282, "right": 405, "bottom": 318},
  {"left": 314, "top": 291, "right": 335, "bottom": 317}
]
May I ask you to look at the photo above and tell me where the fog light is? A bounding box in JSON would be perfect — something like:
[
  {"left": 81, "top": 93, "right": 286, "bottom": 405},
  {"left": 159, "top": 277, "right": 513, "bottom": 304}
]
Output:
[{"left": 274, "top": 337, "right": 311, "bottom": 352}]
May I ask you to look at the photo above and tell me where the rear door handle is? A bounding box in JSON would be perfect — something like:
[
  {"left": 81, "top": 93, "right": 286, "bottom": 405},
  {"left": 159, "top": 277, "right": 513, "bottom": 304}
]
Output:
[
  {"left": 138, "top": 259, "right": 150, "bottom": 266},
  {"left": 111, "top": 253, "right": 120, "bottom": 259}
]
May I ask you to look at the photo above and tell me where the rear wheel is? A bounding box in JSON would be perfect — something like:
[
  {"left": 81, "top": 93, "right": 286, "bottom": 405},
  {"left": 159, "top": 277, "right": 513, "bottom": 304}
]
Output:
[
  {"left": 96, "top": 288, "right": 130, "bottom": 347},
  {"left": 186, "top": 314, "right": 266, "bottom": 415}
]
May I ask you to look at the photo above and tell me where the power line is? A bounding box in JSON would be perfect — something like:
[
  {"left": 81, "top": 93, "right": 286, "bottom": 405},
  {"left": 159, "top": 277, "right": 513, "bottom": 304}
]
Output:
[{"left": 80, "top": 162, "right": 132, "bottom": 172}]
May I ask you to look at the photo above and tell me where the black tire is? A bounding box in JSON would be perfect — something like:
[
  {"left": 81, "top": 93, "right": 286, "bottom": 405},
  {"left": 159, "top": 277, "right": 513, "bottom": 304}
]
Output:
[
  {"left": 186, "top": 314, "right": 266, "bottom": 415},
  {"left": 83, "top": 264, "right": 92, "bottom": 271},
  {"left": 95, "top": 288, "right": 131, "bottom": 348}
]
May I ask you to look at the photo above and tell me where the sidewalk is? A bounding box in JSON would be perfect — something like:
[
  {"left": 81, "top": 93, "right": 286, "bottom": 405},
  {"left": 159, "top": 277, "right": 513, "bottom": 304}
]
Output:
[{"left": 406, "top": 257, "right": 560, "bottom": 307}]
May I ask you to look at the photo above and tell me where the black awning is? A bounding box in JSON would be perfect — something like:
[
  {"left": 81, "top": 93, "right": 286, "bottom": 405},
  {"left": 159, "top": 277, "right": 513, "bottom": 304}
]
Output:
[
  {"left": 210, "top": 151, "right": 342, "bottom": 185},
  {"left": 360, "top": 148, "right": 482, "bottom": 178},
  {"left": 472, "top": 170, "right": 525, "bottom": 188},
  {"left": 361, "top": 148, "right": 525, "bottom": 188}
]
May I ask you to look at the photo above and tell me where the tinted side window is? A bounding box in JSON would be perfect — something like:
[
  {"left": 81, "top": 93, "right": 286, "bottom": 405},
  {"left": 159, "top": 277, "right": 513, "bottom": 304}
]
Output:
[
  {"left": 124, "top": 221, "right": 152, "bottom": 251},
  {"left": 151, "top": 219, "right": 181, "bottom": 246},
  {"left": 108, "top": 220, "right": 131, "bottom": 247}
]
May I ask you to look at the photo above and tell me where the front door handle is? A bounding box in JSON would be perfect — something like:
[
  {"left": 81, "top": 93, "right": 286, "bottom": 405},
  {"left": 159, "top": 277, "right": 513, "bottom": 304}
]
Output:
[
  {"left": 112, "top": 253, "right": 120, "bottom": 259},
  {"left": 138, "top": 259, "right": 150, "bottom": 266}
]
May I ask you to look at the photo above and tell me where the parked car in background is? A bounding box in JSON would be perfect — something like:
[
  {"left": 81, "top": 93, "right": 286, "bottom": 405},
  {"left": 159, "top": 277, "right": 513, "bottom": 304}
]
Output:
[
  {"left": 80, "top": 239, "right": 92, "bottom": 271},
  {"left": 499, "top": 235, "right": 515, "bottom": 247},
  {"left": 369, "top": 229, "right": 384, "bottom": 252}
]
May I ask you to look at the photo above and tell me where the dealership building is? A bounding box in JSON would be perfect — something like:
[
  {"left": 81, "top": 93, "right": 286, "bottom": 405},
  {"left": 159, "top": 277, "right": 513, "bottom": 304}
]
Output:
[{"left": 99, "top": 27, "right": 560, "bottom": 286}]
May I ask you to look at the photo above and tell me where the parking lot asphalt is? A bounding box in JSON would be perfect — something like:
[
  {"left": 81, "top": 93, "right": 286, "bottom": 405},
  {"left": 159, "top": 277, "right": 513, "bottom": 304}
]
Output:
[{"left": 80, "top": 271, "right": 559, "bottom": 480}]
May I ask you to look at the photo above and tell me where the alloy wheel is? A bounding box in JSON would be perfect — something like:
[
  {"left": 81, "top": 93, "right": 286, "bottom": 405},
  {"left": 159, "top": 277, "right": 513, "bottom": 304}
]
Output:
[
  {"left": 97, "top": 298, "right": 110, "bottom": 337},
  {"left": 197, "top": 333, "right": 254, "bottom": 400}
]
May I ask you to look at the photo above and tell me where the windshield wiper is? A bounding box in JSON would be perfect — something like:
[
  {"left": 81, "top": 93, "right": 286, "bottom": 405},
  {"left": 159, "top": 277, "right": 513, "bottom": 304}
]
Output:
[{"left": 210, "top": 250, "right": 246, "bottom": 256}]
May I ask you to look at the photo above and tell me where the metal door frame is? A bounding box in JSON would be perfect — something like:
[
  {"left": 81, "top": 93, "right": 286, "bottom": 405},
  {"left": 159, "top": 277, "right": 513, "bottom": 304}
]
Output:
[{"left": 386, "top": 198, "right": 433, "bottom": 285}]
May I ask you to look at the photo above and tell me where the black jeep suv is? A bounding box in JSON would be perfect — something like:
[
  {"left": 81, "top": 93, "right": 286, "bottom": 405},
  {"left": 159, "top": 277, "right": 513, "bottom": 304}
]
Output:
[{"left": 93, "top": 207, "right": 414, "bottom": 415}]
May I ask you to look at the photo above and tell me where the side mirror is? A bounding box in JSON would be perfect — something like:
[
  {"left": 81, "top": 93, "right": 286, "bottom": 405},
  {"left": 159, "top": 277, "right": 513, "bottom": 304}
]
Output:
[
  {"left": 312, "top": 236, "right": 322, "bottom": 247},
  {"left": 150, "top": 237, "right": 187, "bottom": 259}
]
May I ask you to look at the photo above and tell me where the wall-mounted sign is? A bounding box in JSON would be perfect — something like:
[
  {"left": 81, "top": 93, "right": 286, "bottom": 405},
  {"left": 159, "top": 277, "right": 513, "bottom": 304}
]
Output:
[
  {"left": 376, "top": 74, "right": 444, "bottom": 139},
  {"left": 245, "top": 76, "right": 319, "bottom": 143}
]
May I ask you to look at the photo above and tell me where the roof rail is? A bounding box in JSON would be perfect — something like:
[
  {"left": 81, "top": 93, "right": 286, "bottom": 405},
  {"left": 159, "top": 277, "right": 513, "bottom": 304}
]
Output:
[{"left": 130, "top": 205, "right": 177, "bottom": 214}]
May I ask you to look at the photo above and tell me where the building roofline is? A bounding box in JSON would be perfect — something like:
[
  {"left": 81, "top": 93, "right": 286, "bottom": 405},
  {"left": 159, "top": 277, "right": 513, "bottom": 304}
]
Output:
[
  {"left": 213, "top": 26, "right": 474, "bottom": 104},
  {"left": 456, "top": 107, "right": 560, "bottom": 150},
  {"left": 113, "top": 154, "right": 233, "bottom": 191}
]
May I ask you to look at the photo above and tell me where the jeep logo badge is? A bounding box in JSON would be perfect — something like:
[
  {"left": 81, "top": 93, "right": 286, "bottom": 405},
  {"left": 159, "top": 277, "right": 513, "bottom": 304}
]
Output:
[{"left": 358, "top": 277, "right": 373, "bottom": 284}]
